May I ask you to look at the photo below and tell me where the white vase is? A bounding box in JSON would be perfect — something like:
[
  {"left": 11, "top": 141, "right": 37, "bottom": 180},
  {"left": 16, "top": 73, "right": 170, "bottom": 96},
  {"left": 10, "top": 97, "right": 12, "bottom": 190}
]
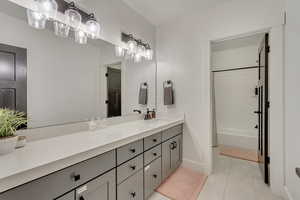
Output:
[{"left": 0, "top": 136, "right": 18, "bottom": 155}]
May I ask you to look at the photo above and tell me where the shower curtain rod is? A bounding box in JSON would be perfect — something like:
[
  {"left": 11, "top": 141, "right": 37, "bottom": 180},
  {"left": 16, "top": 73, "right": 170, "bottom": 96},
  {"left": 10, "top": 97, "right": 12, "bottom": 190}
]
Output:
[{"left": 212, "top": 66, "right": 259, "bottom": 73}]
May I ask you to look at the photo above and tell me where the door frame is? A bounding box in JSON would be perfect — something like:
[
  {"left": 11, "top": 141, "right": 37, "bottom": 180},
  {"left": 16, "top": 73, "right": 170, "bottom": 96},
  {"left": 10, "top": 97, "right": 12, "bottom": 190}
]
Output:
[{"left": 208, "top": 26, "right": 285, "bottom": 196}]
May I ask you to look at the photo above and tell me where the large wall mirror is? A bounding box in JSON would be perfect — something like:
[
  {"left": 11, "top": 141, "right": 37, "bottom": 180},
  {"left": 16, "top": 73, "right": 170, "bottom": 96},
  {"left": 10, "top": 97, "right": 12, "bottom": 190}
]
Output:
[{"left": 0, "top": 0, "right": 156, "bottom": 128}]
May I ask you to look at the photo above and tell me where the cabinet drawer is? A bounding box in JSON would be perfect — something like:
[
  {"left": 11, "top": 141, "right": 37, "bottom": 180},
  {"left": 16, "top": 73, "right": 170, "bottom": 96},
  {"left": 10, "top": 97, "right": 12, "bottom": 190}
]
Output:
[
  {"left": 117, "top": 140, "right": 143, "bottom": 165},
  {"left": 144, "top": 145, "right": 161, "bottom": 166},
  {"left": 117, "top": 169, "right": 143, "bottom": 200},
  {"left": 162, "top": 124, "right": 183, "bottom": 141},
  {"left": 144, "top": 132, "right": 162, "bottom": 151},
  {"left": 117, "top": 154, "right": 143, "bottom": 184},
  {"left": 0, "top": 150, "right": 115, "bottom": 200},
  {"left": 76, "top": 169, "right": 116, "bottom": 200},
  {"left": 144, "top": 157, "right": 162, "bottom": 199}
]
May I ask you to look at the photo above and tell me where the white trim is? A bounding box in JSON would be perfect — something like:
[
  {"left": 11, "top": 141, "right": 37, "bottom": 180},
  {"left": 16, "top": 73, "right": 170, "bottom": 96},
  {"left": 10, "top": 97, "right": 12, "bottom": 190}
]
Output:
[{"left": 284, "top": 186, "right": 294, "bottom": 200}]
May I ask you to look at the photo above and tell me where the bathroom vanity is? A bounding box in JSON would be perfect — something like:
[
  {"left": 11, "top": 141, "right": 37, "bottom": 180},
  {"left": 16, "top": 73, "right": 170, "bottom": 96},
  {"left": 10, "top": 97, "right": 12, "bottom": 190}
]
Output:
[{"left": 0, "top": 118, "right": 183, "bottom": 200}]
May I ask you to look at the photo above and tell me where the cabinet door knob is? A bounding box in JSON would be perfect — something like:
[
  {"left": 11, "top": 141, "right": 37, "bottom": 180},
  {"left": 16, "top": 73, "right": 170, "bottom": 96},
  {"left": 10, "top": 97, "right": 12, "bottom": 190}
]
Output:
[
  {"left": 130, "top": 192, "right": 136, "bottom": 198},
  {"left": 153, "top": 152, "right": 157, "bottom": 157},
  {"left": 129, "top": 148, "right": 136, "bottom": 153},
  {"left": 72, "top": 174, "right": 81, "bottom": 182},
  {"left": 296, "top": 168, "right": 300, "bottom": 178},
  {"left": 79, "top": 197, "right": 85, "bottom": 200},
  {"left": 153, "top": 174, "right": 157, "bottom": 178},
  {"left": 169, "top": 143, "right": 174, "bottom": 150},
  {"left": 153, "top": 138, "right": 157, "bottom": 142},
  {"left": 130, "top": 165, "right": 136, "bottom": 170},
  {"left": 173, "top": 141, "right": 177, "bottom": 149}
]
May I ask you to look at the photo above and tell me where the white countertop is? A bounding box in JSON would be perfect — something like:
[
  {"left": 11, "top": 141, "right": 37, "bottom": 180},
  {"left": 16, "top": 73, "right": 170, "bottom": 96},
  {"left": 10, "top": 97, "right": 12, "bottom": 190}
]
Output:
[{"left": 0, "top": 115, "right": 184, "bottom": 193}]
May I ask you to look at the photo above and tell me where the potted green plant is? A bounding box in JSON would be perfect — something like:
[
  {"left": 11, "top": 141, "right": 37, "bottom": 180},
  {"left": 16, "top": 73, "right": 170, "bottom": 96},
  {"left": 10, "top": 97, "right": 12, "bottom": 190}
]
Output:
[{"left": 0, "top": 109, "right": 27, "bottom": 155}]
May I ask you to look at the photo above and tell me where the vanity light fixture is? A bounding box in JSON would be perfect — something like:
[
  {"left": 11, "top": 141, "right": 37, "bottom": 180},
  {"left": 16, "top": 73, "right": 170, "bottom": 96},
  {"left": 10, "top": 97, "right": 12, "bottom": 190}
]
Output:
[
  {"left": 117, "top": 32, "right": 154, "bottom": 63},
  {"left": 86, "top": 14, "right": 100, "bottom": 39},
  {"left": 25, "top": 0, "right": 102, "bottom": 44}
]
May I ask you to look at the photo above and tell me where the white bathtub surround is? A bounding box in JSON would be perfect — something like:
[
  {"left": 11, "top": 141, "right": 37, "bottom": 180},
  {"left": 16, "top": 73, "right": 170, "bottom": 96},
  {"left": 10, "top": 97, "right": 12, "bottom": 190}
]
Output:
[{"left": 0, "top": 114, "right": 184, "bottom": 193}]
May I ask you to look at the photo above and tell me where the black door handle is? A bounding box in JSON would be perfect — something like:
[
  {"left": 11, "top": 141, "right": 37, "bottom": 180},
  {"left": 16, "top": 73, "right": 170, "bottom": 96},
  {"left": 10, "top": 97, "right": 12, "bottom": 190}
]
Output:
[
  {"left": 129, "top": 148, "right": 136, "bottom": 153},
  {"left": 72, "top": 174, "right": 81, "bottom": 182},
  {"left": 254, "top": 125, "right": 258, "bottom": 129},
  {"left": 254, "top": 111, "right": 262, "bottom": 114},
  {"left": 130, "top": 192, "right": 136, "bottom": 198}
]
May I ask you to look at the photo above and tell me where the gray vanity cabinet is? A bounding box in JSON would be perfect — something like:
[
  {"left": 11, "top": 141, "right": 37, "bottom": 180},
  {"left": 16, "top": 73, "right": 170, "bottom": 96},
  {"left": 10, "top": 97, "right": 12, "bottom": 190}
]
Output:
[
  {"left": 162, "top": 134, "right": 183, "bottom": 180},
  {"left": 117, "top": 169, "right": 144, "bottom": 200},
  {"left": 75, "top": 169, "right": 116, "bottom": 200}
]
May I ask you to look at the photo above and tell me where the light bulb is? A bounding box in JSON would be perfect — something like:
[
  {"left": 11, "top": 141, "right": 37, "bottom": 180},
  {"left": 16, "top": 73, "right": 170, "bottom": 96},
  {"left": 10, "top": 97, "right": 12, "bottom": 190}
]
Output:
[
  {"left": 37, "top": 0, "right": 58, "bottom": 19},
  {"left": 27, "top": 8, "right": 47, "bottom": 29},
  {"left": 127, "top": 39, "right": 137, "bottom": 55},
  {"left": 86, "top": 14, "right": 100, "bottom": 39},
  {"left": 115, "top": 46, "right": 125, "bottom": 57},
  {"left": 75, "top": 29, "right": 87, "bottom": 44},
  {"left": 134, "top": 53, "right": 142, "bottom": 63},
  {"left": 54, "top": 21, "right": 70, "bottom": 37},
  {"left": 65, "top": 2, "right": 82, "bottom": 28}
]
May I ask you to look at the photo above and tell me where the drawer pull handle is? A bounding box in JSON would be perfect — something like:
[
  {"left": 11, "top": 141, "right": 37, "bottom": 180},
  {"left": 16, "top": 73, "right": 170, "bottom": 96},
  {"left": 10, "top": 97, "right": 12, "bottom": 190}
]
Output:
[
  {"left": 153, "top": 139, "right": 157, "bottom": 142},
  {"left": 130, "top": 192, "right": 136, "bottom": 198},
  {"left": 129, "top": 148, "right": 136, "bottom": 153},
  {"left": 79, "top": 197, "right": 85, "bottom": 200},
  {"left": 130, "top": 165, "right": 136, "bottom": 170},
  {"left": 72, "top": 174, "right": 81, "bottom": 182},
  {"left": 173, "top": 141, "right": 177, "bottom": 149},
  {"left": 153, "top": 174, "right": 157, "bottom": 178},
  {"left": 153, "top": 152, "right": 157, "bottom": 156}
]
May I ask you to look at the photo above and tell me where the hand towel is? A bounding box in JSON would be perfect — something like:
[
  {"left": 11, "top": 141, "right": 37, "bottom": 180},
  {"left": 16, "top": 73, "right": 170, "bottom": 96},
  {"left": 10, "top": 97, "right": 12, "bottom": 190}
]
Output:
[{"left": 139, "top": 83, "right": 148, "bottom": 105}]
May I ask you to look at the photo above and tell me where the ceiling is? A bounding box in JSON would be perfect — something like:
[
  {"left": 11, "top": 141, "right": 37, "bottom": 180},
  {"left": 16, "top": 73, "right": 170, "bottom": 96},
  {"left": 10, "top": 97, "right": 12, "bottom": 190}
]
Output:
[{"left": 122, "top": 0, "right": 228, "bottom": 26}]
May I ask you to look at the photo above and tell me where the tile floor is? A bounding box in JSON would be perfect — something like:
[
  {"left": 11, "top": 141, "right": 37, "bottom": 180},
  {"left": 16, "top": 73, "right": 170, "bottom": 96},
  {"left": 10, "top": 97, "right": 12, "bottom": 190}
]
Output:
[{"left": 149, "top": 148, "right": 283, "bottom": 200}]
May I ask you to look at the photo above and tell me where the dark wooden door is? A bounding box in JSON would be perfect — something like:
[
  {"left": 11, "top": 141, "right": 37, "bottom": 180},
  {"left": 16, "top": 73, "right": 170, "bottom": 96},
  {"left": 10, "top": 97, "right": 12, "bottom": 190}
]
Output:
[
  {"left": 257, "top": 33, "right": 269, "bottom": 184},
  {"left": 106, "top": 67, "right": 121, "bottom": 118},
  {"left": 0, "top": 43, "right": 27, "bottom": 113}
]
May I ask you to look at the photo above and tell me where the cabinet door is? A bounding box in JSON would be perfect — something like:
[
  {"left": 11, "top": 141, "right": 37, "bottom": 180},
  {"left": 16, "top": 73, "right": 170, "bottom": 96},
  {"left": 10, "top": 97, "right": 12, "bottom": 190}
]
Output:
[
  {"left": 117, "top": 170, "right": 143, "bottom": 200},
  {"left": 56, "top": 192, "right": 75, "bottom": 200},
  {"left": 162, "top": 134, "right": 182, "bottom": 180},
  {"left": 170, "top": 135, "right": 182, "bottom": 171},
  {"left": 144, "top": 158, "right": 162, "bottom": 199},
  {"left": 76, "top": 169, "right": 116, "bottom": 200}
]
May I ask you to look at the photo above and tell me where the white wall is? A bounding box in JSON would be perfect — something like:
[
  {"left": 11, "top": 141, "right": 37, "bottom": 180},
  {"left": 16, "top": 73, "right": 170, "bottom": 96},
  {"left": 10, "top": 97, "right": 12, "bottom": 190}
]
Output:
[
  {"left": 156, "top": 0, "right": 284, "bottom": 196},
  {"left": 214, "top": 69, "right": 258, "bottom": 150},
  {"left": 284, "top": 0, "right": 300, "bottom": 199}
]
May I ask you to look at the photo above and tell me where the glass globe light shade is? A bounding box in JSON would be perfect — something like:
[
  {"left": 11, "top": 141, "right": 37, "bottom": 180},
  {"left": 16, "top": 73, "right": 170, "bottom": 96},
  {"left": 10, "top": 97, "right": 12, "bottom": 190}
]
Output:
[
  {"left": 54, "top": 21, "right": 70, "bottom": 37},
  {"left": 115, "top": 46, "right": 125, "bottom": 57},
  {"left": 65, "top": 3, "right": 82, "bottom": 29},
  {"left": 27, "top": 8, "right": 47, "bottom": 29},
  {"left": 145, "top": 48, "right": 153, "bottom": 60},
  {"left": 75, "top": 29, "right": 87, "bottom": 44},
  {"left": 134, "top": 53, "right": 142, "bottom": 63},
  {"left": 37, "top": 0, "right": 58, "bottom": 19},
  {"left": 86, "top": 14, "right": 100, "bottom": 39},
  {"left": 127, "top": 39, "right": 137, "bottom": 55},
  {"left": 137, "top": 44, "right": 146, "bottom": 57}
]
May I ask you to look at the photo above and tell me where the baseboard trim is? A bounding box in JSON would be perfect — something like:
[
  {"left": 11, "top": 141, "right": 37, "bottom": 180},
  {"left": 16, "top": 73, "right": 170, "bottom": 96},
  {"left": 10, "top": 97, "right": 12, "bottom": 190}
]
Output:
[
  {"left": 284, "top": 186, "right": 294, "bottom": 200},
  {"left": 182, "top": 159, "right": 209, "bottom": 174}
]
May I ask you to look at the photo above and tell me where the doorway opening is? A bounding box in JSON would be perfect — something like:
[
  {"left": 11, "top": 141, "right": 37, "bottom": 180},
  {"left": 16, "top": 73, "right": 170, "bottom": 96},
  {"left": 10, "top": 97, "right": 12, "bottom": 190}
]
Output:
[
  {"left": 210, "top": 32, "right": 270, "bottom": 184},
  {"left": 106, "top": 63, "right": 122, "bottom": 118}
]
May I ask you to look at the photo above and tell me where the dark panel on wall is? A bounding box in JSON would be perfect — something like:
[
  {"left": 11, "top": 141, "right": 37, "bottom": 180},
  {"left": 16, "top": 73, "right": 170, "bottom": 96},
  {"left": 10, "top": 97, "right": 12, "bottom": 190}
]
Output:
[{"left": 0, "top": 43, "right": 27, "bottom": 114}]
